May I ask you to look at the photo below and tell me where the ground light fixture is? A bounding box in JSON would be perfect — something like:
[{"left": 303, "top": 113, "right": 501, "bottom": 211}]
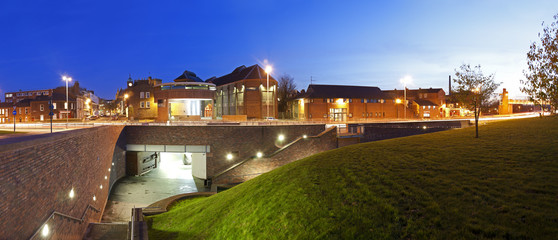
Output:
[
  {"left": 226, "top": 153, "right": 233, "bottom": 160},
  {"left": 100, "top": 184, "right": 103, "bottom": 189},
  {"left": 303, "top": 134, "right": 307, "bottom": 139},
  {"left": 278, "top": 134, "right": 285, "bottom": 141},
  {"left": 256, "top": 152, "right": 263, "bottom": 158},
  {"left": 93, "top": 195, "right": 96, "bottom": 201},
  {"left": 41, "top": 224, "right": 49, "bottom": 237},
  {"left": 104, "top": 175, "right": 107, "bottom": 180},
  {"left": 108, "top": 168, "right": 111, "bottom": 172},
  {"left": 69, "top": 188, "right": 75, "bottom": 199}
]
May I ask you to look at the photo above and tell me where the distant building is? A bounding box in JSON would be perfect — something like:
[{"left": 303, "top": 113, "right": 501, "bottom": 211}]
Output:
[
  {"left": 154, "top": 70, "right": 215, "bottom": 121},
  {"left": 207, "top": 64, "right": 278, "bottom": 120},
  {"left": 4, "top": 89, "right": 53, "bottom": 103},
  {"left": 291, "top": 84, "right": 447, "bottom": 122},
  {"left": 116, "top": 75, "right": 161, "bottom": 120},
  {"left": 293, "top": 84, "right": 398, "bottom": 121},
  {"left": 384, "top": 88, "right": 446, "bottom": 119}
]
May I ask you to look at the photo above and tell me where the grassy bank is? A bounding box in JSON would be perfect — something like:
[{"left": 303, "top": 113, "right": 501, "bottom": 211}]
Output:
[
  {"left": 0, "top": 130, "right": 26, "bottom": 135},
  {"left": 148, "top": 117, "right": 558, "bottom": 239}
]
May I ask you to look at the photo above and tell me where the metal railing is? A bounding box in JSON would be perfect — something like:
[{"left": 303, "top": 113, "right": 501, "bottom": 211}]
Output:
[{"left": 28, "top": 204, "right": 100, "bottom": 240}]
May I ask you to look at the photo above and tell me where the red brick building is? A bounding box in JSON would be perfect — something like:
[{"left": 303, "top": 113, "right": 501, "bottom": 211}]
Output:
[
  {"left": 207, "top": 64, "right": 278, "bottom": 120},
  {"left": 385, "top": 88, "right": 446, "bottom": 119},
  {"left": 291, "top": 84, "right": 447, "bottom": 122},
  {"left": 154, "top": 70, "right": 215, "bottom": 121},
  {"left": 292, "top": 84, "right": 401, "bottom": 121},
  {"left": 116, "top": 76, "right": 161, "bottom": 120}
]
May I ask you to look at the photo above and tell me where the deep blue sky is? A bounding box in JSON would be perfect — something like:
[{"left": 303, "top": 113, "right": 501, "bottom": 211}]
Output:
[{"left": 1, "top": 1, "right": 557, "bottom": 100}]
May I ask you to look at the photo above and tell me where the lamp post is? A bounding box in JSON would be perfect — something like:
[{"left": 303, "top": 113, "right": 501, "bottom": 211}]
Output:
[
  {"left": 124, "top": 94, "right": 129, "bottom": 120},
  {"left": 62, "top": 76, "right": 72, "bottom": 128},
  {"left": 473, "top": 86, "right": 480, "bottom": 138},
  {"left": 395, "top": 98, "right": 402, "bottom": 118},
  {"left": 265, "top": 65, "right": 272, "bottom": 119},
  {"left": 400, "top": 76, "right": 411, "bottom": 119}
]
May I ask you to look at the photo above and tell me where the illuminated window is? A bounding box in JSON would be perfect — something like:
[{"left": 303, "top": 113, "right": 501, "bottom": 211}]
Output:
[
  {"left": 40, "top": 105, "right": 44, "bottom": 111},
  {"left": 53, "top": 103, "right": 57, "bottom": 109},
  {"left": 140, "top": 102, "right": 145, "bottom": 108}
]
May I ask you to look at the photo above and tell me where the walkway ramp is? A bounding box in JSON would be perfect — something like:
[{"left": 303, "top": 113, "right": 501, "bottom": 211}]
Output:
[{"left": 83, "top": 223, "right": 128, "bottom": 240}]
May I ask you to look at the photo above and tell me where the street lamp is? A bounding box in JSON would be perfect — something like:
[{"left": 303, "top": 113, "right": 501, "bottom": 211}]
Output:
[
  {"left": 265, "top": 65, "right": 272, "bottom": 119},
  {"left": 473, "top": 86, "right": 481, "bottom": 138},
  {"left": 124, "top": 94, "right": 129, "bottom": 119},
  {"left": 62, "top": 76, "right": 72, "bottom": 128},
  {"left": 400, "top": 76, "right": 412, "bottom": 119},
  {"left": 395, "top": 98, "right": 402, "bottom": 118}
]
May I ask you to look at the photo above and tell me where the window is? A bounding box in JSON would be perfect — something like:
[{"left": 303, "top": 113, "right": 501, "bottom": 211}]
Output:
[
  {"left": 146, "top": 101, "right": 150, "bottom": 108},
  {"left": 53, "top": 103, "right": 57, "bottom": 109},
  {"left": 71, "top": 103, "right": 74, "bottom": 109},
  {"left": 64, "top": 102, "right": 68, "bottom": 109},
  {"left": 140, "top": 92, "right": 145, "bottom": 98},
  {"left": 40, "top": 104, "right": 44, "bottom": 111},
  {"left": 323, "top": 98, "right": 327, "bottom": 103},
  {"left": 349, "top": 99, "right": 352, "bottom": 103},
  {"left": 140, "top": 102, "right": 145, "bottom": 108},
  {"left": 146, "top": 92, "right": 150, "bottom": 98},
  {"left": 361, "top": 99, "right": 365, "bottom": 103},
  {"left": 310, "top": 99, "right": 314, "bottom": 103}
]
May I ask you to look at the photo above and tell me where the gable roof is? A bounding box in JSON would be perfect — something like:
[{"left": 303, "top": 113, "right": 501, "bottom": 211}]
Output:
[
  {"left": 413, "top": 99, "right": 438, "bottom": 106},
  {"left": 299, "top": 84, "right": 391, "bottom": 99},
  {"left": 206, "top": 64, "right": 276, "bottom": 86}
]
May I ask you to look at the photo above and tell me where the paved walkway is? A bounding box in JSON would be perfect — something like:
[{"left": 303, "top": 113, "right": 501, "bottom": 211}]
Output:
[{"left": 102, "top": 155, "right": 208, "bottom": 222}]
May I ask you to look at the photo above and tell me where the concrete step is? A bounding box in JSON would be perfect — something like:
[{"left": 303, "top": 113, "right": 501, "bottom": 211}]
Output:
[{"left": 83, "top": 222, "right": 128, "bottom": 240}]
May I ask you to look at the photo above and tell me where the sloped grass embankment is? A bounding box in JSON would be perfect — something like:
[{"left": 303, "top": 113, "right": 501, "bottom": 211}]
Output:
[{"left": 148, "top": 117, "right": 558, "bottom": 239}]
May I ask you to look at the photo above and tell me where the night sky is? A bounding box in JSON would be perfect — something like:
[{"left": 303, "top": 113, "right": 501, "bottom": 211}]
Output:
[{"left": 1, "top": 0, "right": 557, "bottom": 100}]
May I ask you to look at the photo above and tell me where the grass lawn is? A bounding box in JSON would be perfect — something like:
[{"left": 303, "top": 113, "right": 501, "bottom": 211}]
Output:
[
  {"left": 0, "top": 130, "right": 26, "bottom": 135},
  {"left": 147, "top": 116, "right": 558, "bottom": 239}
]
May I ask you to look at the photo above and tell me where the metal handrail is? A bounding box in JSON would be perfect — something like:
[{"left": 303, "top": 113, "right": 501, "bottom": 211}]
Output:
[
  {"left": 210, "top": 126, "right": 337, "bottom": 182},
  {"left": 28, "top": 204, "right": 100, "bottom": 240}
]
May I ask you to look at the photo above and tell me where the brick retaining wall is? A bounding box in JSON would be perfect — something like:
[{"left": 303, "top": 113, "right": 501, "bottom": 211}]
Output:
[
  {"left": 0, "top": 126, "right": 125, "bottom": 239},
  {"left": 212, "top": 127, "right": 338, "bottom": 185},
  {"left": 125, "top": 125, "right": 326, "bottom": 177}
]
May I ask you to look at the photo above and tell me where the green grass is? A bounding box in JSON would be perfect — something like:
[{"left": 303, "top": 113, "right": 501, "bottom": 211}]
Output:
[
  {"left": 147, "top": 117, "right": 558, "bottom": 239},
  {"left": 0, "top": 130, "right": 26, "bottom": 135}
]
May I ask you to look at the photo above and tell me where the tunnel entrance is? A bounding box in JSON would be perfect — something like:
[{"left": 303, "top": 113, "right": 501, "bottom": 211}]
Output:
[
  {"left": 124, "top": 144, "right": 209, "bottom": 180},
  {"left": 102, "top": 145, "right": 210, "bottom": 222}
]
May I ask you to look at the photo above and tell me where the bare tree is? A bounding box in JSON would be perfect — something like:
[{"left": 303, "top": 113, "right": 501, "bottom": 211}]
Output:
[
  {"left": 277, "top": 74, "right": 297, "bottom": 118},
  {"left": 453, "top": 64, "right": 501, "bottom": 138},
  {"left": 522, "top": 13, "right": 558, "bottom": 114}
]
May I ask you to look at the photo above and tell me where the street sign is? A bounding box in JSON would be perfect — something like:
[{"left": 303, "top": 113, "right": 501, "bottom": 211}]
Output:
[
  {"left": 49, "top": 112, "right": 54, "bottom": 116},
  {"left": 13, "top": 106, "right": 16, "bottom": 110},
  {"left": 12, "top": 110, "right": 17, "bottom": 115}
]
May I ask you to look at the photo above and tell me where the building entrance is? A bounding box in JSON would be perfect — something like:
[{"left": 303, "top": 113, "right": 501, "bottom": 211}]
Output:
[{"left": 329, "top": 108, "right": 347, "bottom": 122}]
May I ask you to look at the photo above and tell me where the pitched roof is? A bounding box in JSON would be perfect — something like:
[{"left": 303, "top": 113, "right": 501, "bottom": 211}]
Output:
[
  {"left": 298, "top": 84, "right": 391, "bottom": 99},
  {"left": 174, "top": 70, "right": 204, "bottom": 83},
  {"left": 34, "top": 93, "right": 75, "bottom": 101},
  {"left": 206, "top": 64, "right": 276, "bottom": 86},
  {"left": 0, "top": 99, "right": 31, "bottom": 108},
  {"left": 413, "top": 99, "right": 438, "bottom": 106}
]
